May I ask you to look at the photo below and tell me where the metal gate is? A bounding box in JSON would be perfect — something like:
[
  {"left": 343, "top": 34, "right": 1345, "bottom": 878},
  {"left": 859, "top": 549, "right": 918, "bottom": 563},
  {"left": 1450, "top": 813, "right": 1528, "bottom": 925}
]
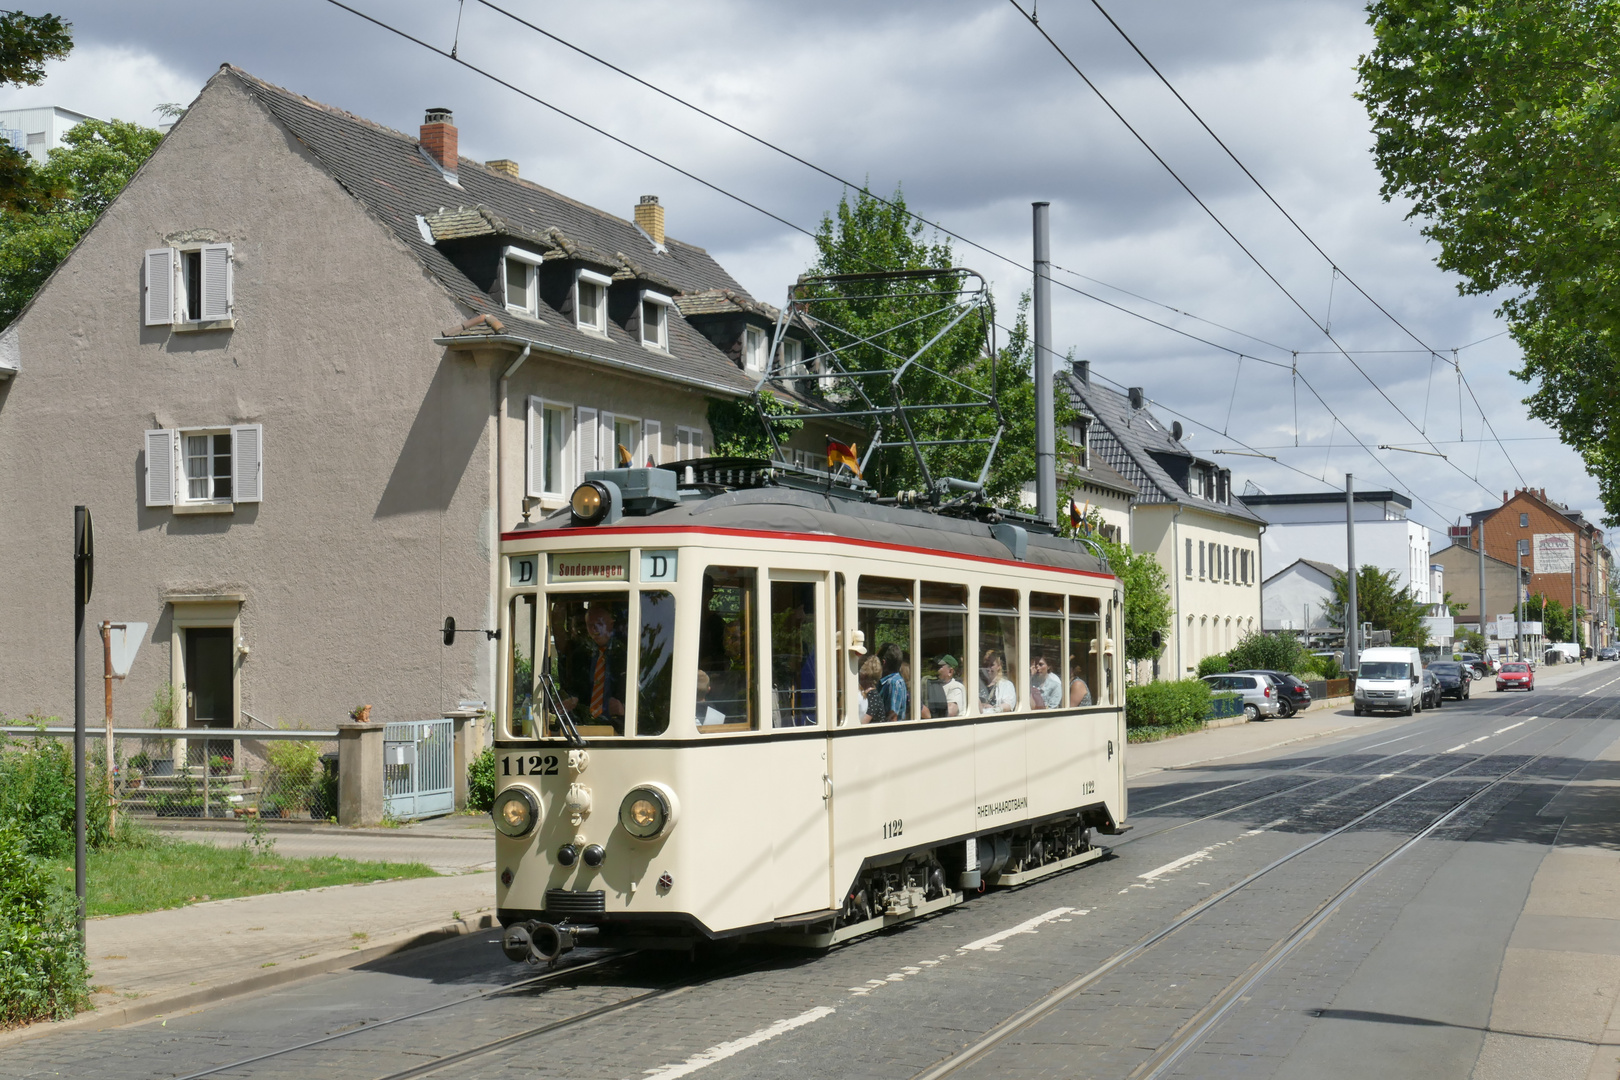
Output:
[{"left": 383, "top": 719, "right": 454, "bottom": 820}]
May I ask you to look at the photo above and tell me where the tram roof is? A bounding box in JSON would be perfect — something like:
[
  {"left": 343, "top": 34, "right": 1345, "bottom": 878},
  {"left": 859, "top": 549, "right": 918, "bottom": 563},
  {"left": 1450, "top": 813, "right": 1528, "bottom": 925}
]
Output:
[{"left": 509, "top": 486, "right": 1113, "bottom": 579}]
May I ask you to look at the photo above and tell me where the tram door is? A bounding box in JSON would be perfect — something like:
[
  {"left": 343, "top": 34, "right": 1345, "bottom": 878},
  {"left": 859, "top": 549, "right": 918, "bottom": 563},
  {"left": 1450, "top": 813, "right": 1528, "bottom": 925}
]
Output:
[{"left": 766, "top": 572, "right": 834, "bottom": 917}]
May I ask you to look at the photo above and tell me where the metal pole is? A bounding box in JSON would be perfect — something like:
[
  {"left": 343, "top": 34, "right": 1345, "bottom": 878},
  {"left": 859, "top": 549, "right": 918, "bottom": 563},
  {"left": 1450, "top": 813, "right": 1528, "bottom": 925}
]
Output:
[
  {"left": 73, "top": 506, "right": 87, "bottom": 937},
  {"left": 102, "top": 621, "right": 116, "bottom": 836},
  {"left": 1476, "top": 519, "right": 1487, "bottom": 655},
  {"left": 1032, "top": 201, "right": 1056, "bottom": 527},
  {"left": 1516, "top": 542, "right": 1526, "bottom": 663},
  {"left": 1345, "top": 474, "right": 1358, "bottom": 670},
  {"left": 1574, "top": 531, "right": 1581, "bottom": 659}
]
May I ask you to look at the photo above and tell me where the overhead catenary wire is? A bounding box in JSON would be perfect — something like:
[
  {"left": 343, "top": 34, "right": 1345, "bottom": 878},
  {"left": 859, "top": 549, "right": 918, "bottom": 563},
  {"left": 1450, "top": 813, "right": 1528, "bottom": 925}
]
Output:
[
  {"left": 1077, "top": 0, "right": 1530, "bottom": 488},
  {"left": 323, "top": 0, "right": 1510, "bottom": 525}
]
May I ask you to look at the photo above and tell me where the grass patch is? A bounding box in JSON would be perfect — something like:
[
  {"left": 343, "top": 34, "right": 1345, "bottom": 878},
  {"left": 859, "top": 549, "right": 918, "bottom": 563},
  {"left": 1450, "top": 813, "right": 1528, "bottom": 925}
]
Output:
[
  {"left": 50, "top": 839, "right": 437, "bottom": 918},
  {"left": 1127, "top": 719, "right": 1208, "bottom": 743}
]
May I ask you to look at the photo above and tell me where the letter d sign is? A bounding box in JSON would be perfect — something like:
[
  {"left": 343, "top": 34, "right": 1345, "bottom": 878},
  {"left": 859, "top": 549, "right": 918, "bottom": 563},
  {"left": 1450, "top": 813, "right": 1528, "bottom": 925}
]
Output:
[{"left": 509, "top": 557, "right": 536, "bottom": 586}]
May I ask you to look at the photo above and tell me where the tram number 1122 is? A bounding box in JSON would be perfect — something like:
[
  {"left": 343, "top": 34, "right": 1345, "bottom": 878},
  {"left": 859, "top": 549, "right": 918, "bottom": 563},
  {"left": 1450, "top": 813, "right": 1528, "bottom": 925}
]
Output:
[
  {"left": 503, "top": 754, "right": 560, "bottom": 777},
  {"left": 883, "top": 819, "right": 904, "bottom": 840}
]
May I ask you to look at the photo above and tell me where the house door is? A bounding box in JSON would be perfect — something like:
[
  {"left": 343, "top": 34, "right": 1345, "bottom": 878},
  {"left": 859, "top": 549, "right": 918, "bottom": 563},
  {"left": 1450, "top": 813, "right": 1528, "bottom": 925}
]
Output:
[{"left": 185, "top": 627, "right": 233, "bottom": 764}]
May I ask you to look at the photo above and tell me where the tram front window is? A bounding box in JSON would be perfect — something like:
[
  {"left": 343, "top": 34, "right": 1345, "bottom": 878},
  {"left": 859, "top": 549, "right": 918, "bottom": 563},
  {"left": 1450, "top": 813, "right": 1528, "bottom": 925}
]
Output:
[
  {"left": 698, "top": 567, "right": 757, "bottom": 730},
  {"left": 979, "top": 587, "right": 1020, "bottom": 713},
  {"left": 859, "top": 576, "right": 915, "bottom": 722},
  {"left": 544, "top": 593, "right": 630, "bottom": 735},
  {"left": 1030, "top": 593, "right": 1064, "bottom": 709},
  {"left": 1069, "top": 596, "right": 1100, "bottom": 707},
  {"left": 509, "top": 594, "right": 537, "bottom": 736},
  {"left": 770, "top": 581, "right": 817, "bottom": 727},
  {"left": 920, "top": 582, "right": 967, "bottom": 718}
]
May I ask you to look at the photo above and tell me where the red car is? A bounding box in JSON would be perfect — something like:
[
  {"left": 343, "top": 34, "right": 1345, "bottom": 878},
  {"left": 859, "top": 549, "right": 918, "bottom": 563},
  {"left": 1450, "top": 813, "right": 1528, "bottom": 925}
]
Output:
[{"left": 1496, "top": 662, "right": 1534, "bottom": 692}]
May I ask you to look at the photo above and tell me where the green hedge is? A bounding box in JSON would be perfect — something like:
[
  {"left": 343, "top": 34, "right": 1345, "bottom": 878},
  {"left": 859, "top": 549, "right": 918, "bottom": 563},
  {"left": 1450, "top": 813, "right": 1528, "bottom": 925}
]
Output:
[
  {"left": 0, "top": 823, "right": 87, "bottom": 1026},
  {"left": 467, "top": 747, "right": 496, "bottom": 813},
  {"left": 0, "top": 730, "right": 110, "bottom": 860},
  {"left": 1126, "top": 679, "right": 1214, "bottom": 728}
]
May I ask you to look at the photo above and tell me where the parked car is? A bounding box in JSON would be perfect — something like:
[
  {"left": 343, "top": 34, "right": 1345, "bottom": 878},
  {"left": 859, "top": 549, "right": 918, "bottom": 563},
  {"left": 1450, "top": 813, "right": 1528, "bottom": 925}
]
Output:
[
  {"left": 1598, "top": 646, "right": 1618, "bottom": 662},
  {"left": 1354, "top": 646, "right": 1425, "bottom": 717},
  {"left": 1421, "top": 669, "right": 1444, "bottom": 710},
  {"left": 1202, "top": 673, "right": 1282, "bottom": 722},
  {"left": 1496, "top": 662, "right": 1535, "bottom": 692},
  {"left": 1428, "top": 661, "right": 1471, "bottom": 701},
  {"left": 1233, "top": 669, "right": 1312, "bottom": 717},
  {"left": 1454, "top": 652, "right": 1491, "bottom": 679}
]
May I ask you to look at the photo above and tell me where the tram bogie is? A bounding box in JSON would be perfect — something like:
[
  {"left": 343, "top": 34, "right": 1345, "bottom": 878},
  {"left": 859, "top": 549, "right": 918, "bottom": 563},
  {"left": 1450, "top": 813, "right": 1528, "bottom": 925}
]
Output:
[{"left": 490, "top": 468, "right": 1130, "bottom": 959}]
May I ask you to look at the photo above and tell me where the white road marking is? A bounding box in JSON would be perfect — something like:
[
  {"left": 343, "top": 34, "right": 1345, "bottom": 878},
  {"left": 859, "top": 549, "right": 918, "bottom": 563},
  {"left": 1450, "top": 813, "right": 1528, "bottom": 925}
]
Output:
[
  {"left": 1494, "top": 722, "right": 1526, "bottom": 734},
  {"left": 1445, "top": 744, "right": 1468, "bottom": 753},
  {"left": 959, "top": 907, "right": 1078, "bottom": 952},
  {"left": 1362, "top": 731, "right": 1424, "bottom": 750},
  {"left": 1137, "top": 819, "right": 1283, "bottom": 884},
  {"left": 1470, "top": 736, "right": 1491, "bottom": 744},
  {"left": 1583, "top": 675, "right": 1620, "bottom": 696},
  {"left": 638, "top": 1007, "right": 836, "bottom": 1079}
]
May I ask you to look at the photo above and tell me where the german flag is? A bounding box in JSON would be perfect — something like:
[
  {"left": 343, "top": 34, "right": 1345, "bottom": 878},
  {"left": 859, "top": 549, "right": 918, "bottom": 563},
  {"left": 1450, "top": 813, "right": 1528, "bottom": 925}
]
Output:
[
  {"left": 1069, "top": 497, "right": 1083, "bottom": 529},
  {"left": 826, "top": 437, "right": 862, "bottom": 478}
]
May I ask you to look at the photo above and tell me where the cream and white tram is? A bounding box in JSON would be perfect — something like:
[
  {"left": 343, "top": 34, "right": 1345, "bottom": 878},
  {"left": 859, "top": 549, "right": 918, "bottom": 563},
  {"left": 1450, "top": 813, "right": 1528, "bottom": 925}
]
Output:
[{"left": 492, "top": 463, "right": 1128, "bottom": 963}]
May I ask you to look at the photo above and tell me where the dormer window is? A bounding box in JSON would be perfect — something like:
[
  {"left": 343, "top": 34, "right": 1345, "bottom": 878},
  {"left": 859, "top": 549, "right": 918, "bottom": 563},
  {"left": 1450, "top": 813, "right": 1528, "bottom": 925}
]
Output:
[
  {"left": 503, "top": 246, "right": 542, "bottom": 317},
  {"left": 575, "top": 268, "right": 611, "bottom": 335},
  {"left": 640, "top": 290, "right": 671, "bottom": 351},
  {"left": 781, "top": 337, "right": 804, "bottom": 375},
  {"left": 743, "top": 325, "right": 767, "bottom": 372}
]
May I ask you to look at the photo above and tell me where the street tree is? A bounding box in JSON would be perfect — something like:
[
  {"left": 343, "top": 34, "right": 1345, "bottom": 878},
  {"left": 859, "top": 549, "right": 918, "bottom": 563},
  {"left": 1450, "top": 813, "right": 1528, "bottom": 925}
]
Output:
[
  {"left": 1356, "top": 1, "right": 1620, "bottom": 522},
  {"left": 0, "top": 9, "right": 72, "bottom": 216},
  {"left": 1059, "top": 509, "right": 1173, "bottom": 667},
  {"left": 797, "top": 185, "right": 1073, "bottom": 504},
  {"left": 0, "top": 117, "right": 164, "bottom": 327},
  {"left": 1327, "top": 565, "right": 1431, "bottom": 648}
]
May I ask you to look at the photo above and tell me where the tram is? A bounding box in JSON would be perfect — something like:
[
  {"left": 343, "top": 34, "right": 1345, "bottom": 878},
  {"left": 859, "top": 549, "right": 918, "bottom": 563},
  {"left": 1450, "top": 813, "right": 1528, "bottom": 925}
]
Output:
[{"left": 491, "top": 460, "right": 1128, "bottom": 963}]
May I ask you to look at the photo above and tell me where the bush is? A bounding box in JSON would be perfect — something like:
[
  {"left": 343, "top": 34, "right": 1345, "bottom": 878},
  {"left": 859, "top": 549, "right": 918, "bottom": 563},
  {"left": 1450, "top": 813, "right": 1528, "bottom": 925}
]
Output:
[
  {"left": 467, "top": 746, "right": 496, "bottom": 813},
  {"left": 0, "top": 730, "right": 111, "bottom": 860},
  {"left": 1197, "top": 655, "right": 1229, "bottom": 678},
  {"left": 1126, "top": 679, "right": 1214, "bottom": 729},
  {"left": 0, "top": 823, "right": 88, "bottom": 1025},
  {"left": 264, "top": 741, "right": 322, "bottom": 815},
  {"left": 1224, "top": 631, "right": 1308, "bottom": 674}
]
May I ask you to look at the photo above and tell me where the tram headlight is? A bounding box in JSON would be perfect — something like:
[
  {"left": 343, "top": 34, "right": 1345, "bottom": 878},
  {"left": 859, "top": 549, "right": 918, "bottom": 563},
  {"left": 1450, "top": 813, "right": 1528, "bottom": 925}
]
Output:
[
  {"left": 570, "top": 481, "right": 610, "bottom": 525},
  {"left": 618, "top": 783, "right": 678, "bottom": 840},
  {"left": 493, "top": 787, "right": 540, "bottom": 838}
]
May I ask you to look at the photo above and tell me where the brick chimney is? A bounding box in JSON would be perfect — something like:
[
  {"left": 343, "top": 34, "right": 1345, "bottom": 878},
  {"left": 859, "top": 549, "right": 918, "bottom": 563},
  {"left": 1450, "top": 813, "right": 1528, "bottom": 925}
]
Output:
[
  {"left": 486, "top": 159, "right": 518, "bottom": 178},
  {"left": 635, "top": 195, "right": 665, "bottom": 245},
  {"left": 420, "top": 107, "right": 457, "bottom": 170}
]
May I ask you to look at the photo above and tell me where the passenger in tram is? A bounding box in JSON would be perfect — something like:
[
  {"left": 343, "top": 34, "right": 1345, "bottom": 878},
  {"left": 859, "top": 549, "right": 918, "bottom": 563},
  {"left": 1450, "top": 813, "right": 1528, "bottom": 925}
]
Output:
[
  {"left": 1069, "top": 666, "right": 1093, "bottom": 707},
  {"left": 694, "top": 669, "right": 725, "bottom": 726},
  {"left": 705, "top": 619, "right": 751, "bottom": 723},
  {"left": 979, "top": 650, "right": 1016, "bottom": 713},
  {"left": 563, "top": 603, "right": 627, "bottom": 730},
  {"left": 923, "top": 655, "right": 966, "bottom": 718},
  {"left": 1030, "top": 655, "right": 1063, "bottom": 709},
  {"left": 857, "top": 655, "right": 882, "bottom": 722},
  {"left": 874, "top": 643, "right": 909, "bottom": 722}
]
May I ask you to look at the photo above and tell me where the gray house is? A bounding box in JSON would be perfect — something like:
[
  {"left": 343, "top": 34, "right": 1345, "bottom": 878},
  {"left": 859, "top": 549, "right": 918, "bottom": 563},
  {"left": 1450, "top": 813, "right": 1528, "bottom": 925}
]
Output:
[{"left": 0, "top": 65, "right": 816, "bottom": 737}]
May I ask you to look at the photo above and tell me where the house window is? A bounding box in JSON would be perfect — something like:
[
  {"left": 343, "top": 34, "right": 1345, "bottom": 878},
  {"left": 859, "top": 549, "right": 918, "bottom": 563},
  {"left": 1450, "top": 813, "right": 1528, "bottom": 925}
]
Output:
[
  {"left": 575, "top": 269, "right": 611, "bottom": 334},
  {"left": 503, "top": 247, "right": 541, "bottom": 317},
  {"left": 528, "top": 398, "right": 573, "bottom": 497},
  {"left": 1185, "top": 538, "right": 1193, "bottom": 579},
  {"left": 743, "top": 326, "right": 767, "bottom": 372},
  {"left": 143, "top": 425, "right": 263, "bottom": 510},
  {"left": 613, "top": 417, "right": 641, "bottom": 468},
  {"left": 1520, "top": 513, "right": 1529, "bottom": 528},
  {"left": 677, "top": 425, "right": 704, "bottom": 461},
  {"left": 641, "top": 290, "right": 671, "bottom": 350},
  {"left": 145, "top": 244, "right": 233, "bottom": 326},
  {"left": 781, "top": 337, "right": 804, "bottom": 374},
  {"left": 1199, "top": 541, "right": 1206, "bottom": 579}
]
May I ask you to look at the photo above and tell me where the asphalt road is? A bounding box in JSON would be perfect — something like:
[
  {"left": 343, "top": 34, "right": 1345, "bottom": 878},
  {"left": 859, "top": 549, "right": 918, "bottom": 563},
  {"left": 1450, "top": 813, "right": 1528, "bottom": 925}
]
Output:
[{"left": 6, "top": 666, "right": 1620, "bottom": 1080}]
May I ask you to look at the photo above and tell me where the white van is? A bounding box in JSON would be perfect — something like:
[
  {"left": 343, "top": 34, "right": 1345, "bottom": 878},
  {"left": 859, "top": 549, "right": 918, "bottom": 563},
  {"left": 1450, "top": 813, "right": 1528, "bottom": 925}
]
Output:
[{"left": 1354, "top": 646, "right": 1425, "bottom": 717}]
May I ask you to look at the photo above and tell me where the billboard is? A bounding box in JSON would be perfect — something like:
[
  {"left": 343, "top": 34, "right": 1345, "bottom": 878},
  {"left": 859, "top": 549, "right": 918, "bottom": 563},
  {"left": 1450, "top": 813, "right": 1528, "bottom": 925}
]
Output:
[{"left": 1534, "top": 532, "right": 1575, "bottom": 575}]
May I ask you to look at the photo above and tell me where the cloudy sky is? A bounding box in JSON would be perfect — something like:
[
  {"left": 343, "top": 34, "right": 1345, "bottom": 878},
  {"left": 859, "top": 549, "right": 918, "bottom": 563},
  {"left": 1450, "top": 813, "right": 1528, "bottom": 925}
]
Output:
[{"left": 6, "top": 0, "right": 1590, "bottom": 539}]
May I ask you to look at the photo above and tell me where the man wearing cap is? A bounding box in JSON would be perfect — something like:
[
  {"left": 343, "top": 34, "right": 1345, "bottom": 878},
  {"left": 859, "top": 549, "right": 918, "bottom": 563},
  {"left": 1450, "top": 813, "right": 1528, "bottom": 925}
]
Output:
[{"left": 928, "top": 655, "right": 967, "bottom": 718}]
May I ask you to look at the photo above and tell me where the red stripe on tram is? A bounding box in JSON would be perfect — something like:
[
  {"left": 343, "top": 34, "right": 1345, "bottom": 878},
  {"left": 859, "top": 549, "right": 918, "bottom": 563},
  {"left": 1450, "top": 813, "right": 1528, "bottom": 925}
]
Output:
[{"left": 499, "top": 524, "right": 1116, "bottom": 581}]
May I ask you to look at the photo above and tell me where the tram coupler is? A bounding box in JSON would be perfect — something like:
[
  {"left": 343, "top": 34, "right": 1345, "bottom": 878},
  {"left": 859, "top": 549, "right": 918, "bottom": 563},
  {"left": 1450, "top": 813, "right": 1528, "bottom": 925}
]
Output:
[{"left": 501, "top": 920, "right": 600, "bottom": 966}]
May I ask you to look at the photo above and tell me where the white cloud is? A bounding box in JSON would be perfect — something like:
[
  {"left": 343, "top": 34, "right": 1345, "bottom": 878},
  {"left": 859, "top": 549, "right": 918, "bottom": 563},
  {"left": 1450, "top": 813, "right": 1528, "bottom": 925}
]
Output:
[{"left": 0, "top": 42, "right": 199, "bottom": 126}]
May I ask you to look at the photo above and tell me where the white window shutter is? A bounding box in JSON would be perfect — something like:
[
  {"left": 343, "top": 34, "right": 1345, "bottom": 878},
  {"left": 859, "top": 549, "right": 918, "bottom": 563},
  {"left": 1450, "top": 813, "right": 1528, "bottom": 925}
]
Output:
[
  {"left": 599, "top": 411, "right": 616, "bottom": 470},
  {"left": 144, "top": 249, "right": 174, "bottom": 326},
  {"left": 525, "top": 397, "right": 541, "bottom": 499},
  {"left": 144, "top": 428, "right": 175, "bottom": 506},
  {"left": 231, "top": 424, "right": 263, "bottom": 502},
  {"left": 576, "top": 407, "right": 598, "bottom": 481},
  {"left": 200, "top": 244, "right": 232, "bottom": 320},
  {"left": 643, "top": 420, "right": 661, "bottom": 467}
]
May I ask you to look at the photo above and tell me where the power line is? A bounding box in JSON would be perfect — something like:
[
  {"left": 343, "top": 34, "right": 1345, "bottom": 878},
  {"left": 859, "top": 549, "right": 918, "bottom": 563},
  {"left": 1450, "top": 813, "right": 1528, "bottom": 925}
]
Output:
[
  {"left": 322, "top": 0, "right": 1509, "bottom": 521},
  {"left": 1078, "top": 0, "right": 1529, "bottom": 489}
]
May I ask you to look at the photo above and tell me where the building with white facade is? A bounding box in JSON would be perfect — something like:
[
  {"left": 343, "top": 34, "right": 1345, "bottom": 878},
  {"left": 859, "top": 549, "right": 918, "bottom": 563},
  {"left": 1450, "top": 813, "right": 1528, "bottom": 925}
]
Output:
[
  {"left": 1246, "top": 490, "right": 1433, "bottom": 605},
  {"left": 0, "top": 105, "right": 93, "bottom": 159},
  {"left": 1261, "top": 558, "right": 1340, "bottom": 643}
]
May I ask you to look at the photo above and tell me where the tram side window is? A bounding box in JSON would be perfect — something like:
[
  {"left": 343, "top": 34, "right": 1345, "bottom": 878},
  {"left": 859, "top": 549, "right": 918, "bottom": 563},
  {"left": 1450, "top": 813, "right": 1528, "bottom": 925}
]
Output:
[
  {"left": 771, "top": 581, "right": 818, "bottom": 727},
  {"left": 920, "top": 582, "right": 967, "bottom": 719},
  {"left": 1069, "top": 595, "right": 1100, "bottom": 707},
  {"left": 1029, "top": 592, "right": 1064, "bottom": 709},
  {"left": 858, "top": 576, "right": 914, "bottom": 723},
  {"left": 1105, "top": 598, "right": 1118, "bottom": 704},
  {"left": 978, "top": 587, "right": 1020, "bottom": 713},
  {"left": 697, "top": 567, "right": 757, "bottom": 730},
  {"left": 636, "top": 591, "right": 675, "bottom": 736},
  {"left": 509, "top": 594, "right": 537, "bottom": 736},
  {"left": 544, "top": 593, "right": 630, "bottom": 735}
]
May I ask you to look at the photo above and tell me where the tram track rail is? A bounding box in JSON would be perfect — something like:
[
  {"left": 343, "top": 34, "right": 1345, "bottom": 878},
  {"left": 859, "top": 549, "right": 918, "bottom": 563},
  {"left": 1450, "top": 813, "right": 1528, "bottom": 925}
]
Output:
[{"left": 911, "top": 712, "right": 1589, "bottom": 1080}]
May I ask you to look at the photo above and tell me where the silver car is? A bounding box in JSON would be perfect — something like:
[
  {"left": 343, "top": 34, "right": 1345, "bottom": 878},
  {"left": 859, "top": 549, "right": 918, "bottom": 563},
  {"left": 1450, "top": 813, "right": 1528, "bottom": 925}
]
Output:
[{"left": 1203, "top": 673, "right": 1283, "bottom": 722}]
